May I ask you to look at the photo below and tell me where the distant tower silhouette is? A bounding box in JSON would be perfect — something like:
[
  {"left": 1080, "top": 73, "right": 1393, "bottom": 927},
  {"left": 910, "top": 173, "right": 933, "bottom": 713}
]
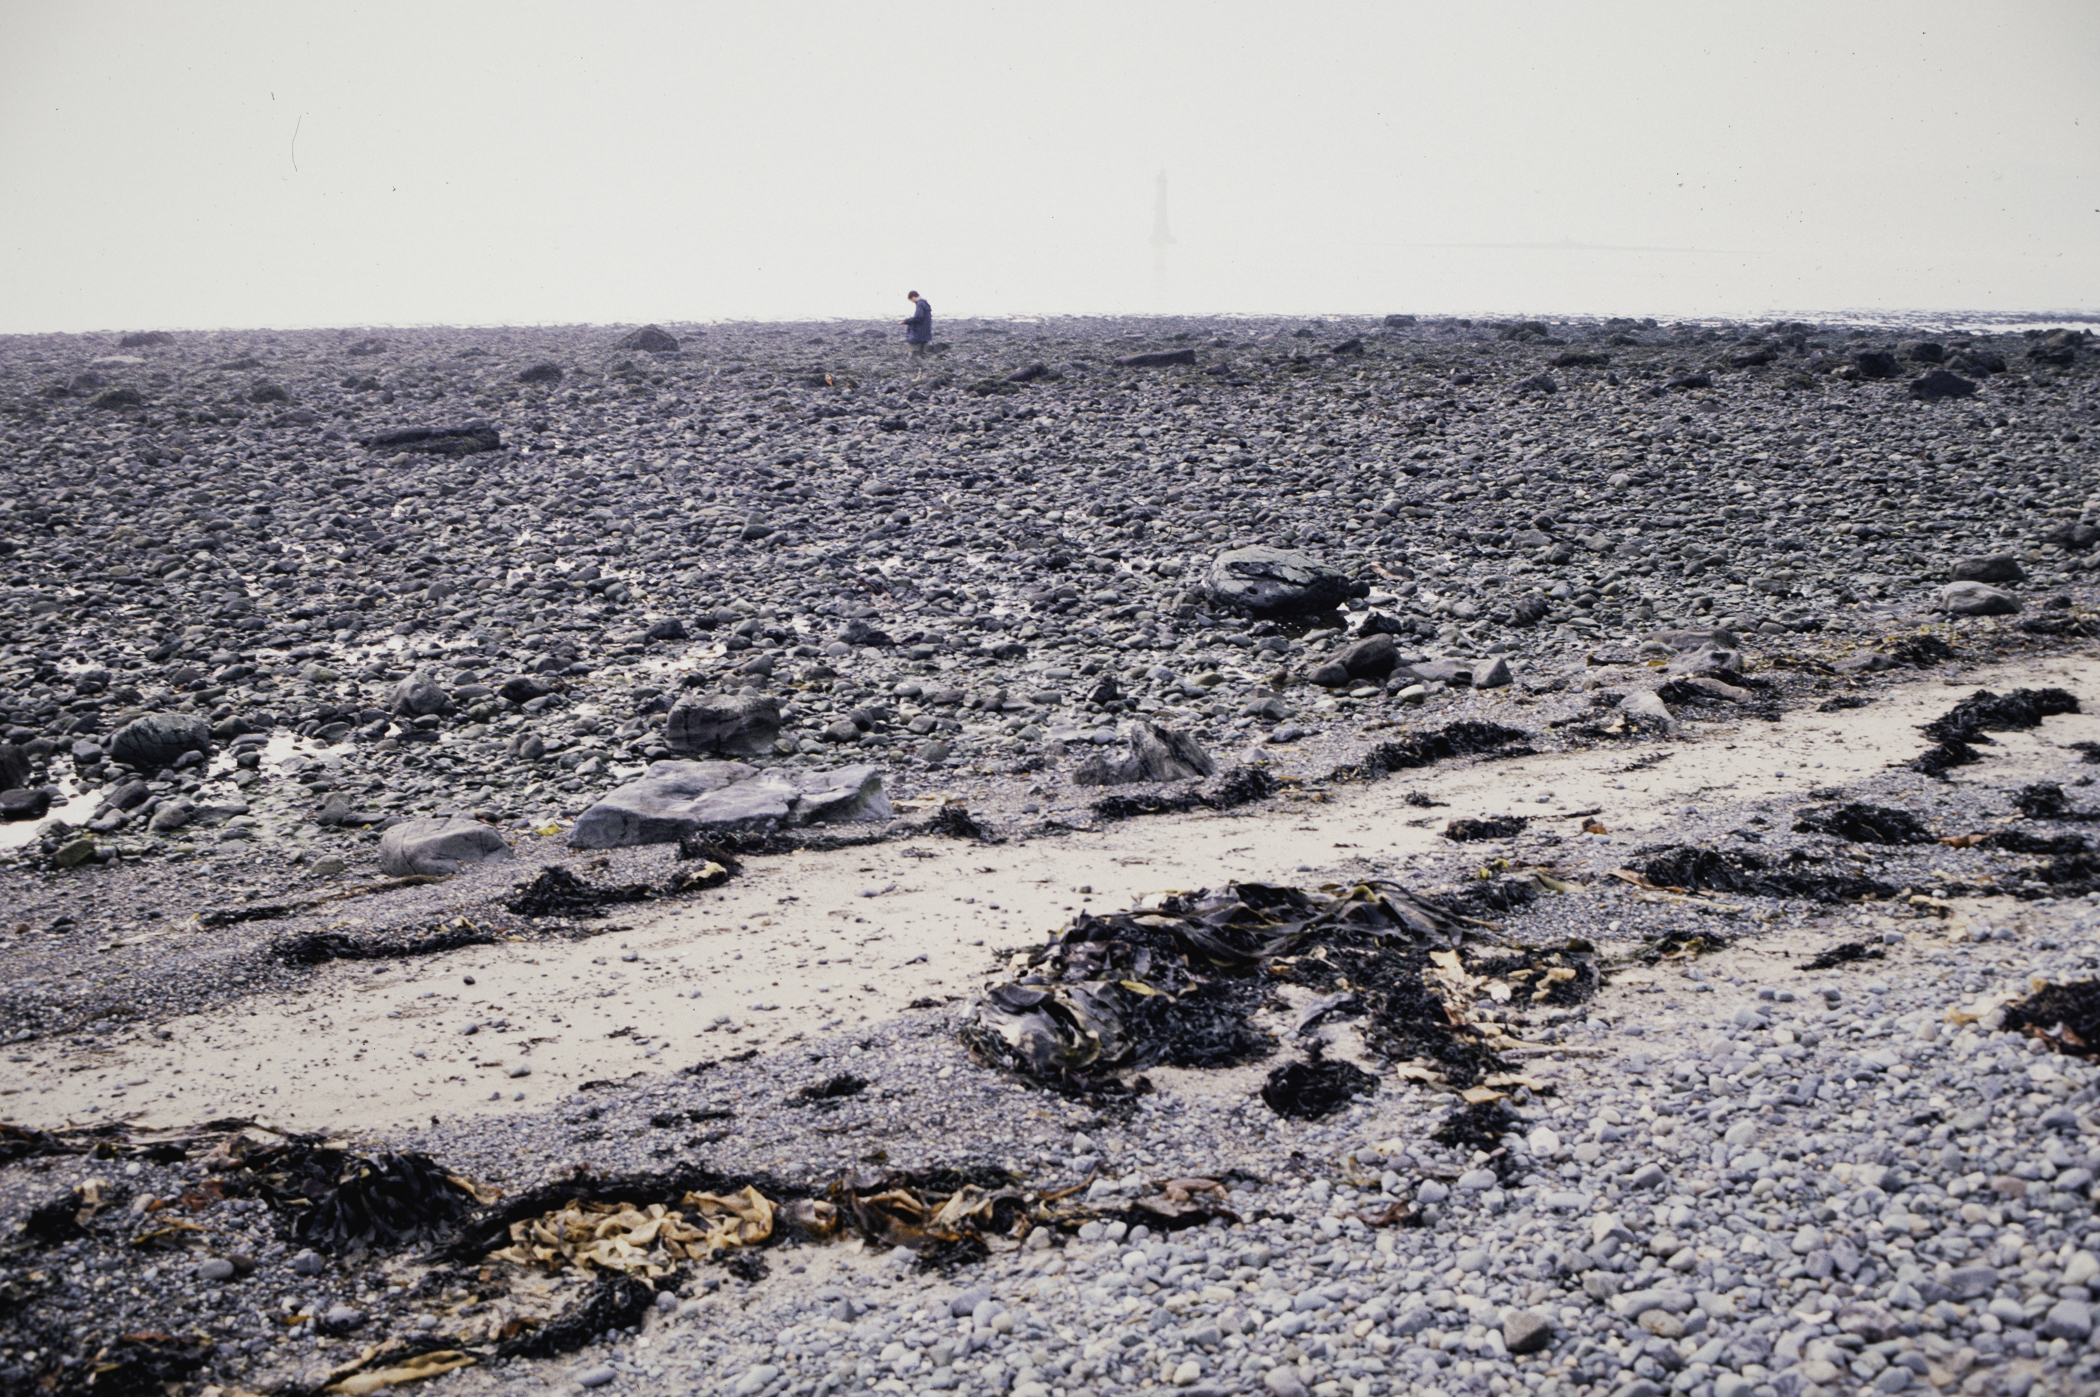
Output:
[{"left": 1151, "top": 169, "right": 1176, "bottom": 279}]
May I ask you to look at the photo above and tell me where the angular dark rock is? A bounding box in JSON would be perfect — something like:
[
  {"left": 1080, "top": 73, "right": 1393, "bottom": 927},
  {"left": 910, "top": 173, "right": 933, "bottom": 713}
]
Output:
[
  {"left": 360, "top": 422, "right": 502, "bottom": 456},
  {"left": 108, "top": 714, "right": 211, "bottom": 771},
  {"left": 665, "top": 693, "right": 781, "bottom": 757},
  {"left": 1909, "top": 369, "right": 1977, "bottom": 400},
  {"left": 616, "top": 325, "right": 680, "bottom": 352},
  {"left": 0, "top": 743, "right": 27, "bottom": 793},
  {"left": 1950, "top": 553, "right": 2025, "bottom": 585}
]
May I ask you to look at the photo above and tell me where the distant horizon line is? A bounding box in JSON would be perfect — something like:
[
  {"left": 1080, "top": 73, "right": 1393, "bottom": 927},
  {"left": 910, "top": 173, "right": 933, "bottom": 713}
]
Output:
[{"left": 3, "top": 308, "right": 2097, "bottom": 339}]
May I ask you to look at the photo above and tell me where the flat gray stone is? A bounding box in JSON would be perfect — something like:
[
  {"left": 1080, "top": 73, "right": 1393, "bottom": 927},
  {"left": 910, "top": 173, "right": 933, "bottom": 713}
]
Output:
[
  {"left": 1950, "top": 552, "right": 2025, "bottom": 584},
  {"left": 377, "top": 816, "right": 513, "bottom": 876},
  {"left": 569, "top": 761, "right": 890, "bottom": 848},
  {"left": 1938, "top": 580, "right": 2021, "bottom": 616}
]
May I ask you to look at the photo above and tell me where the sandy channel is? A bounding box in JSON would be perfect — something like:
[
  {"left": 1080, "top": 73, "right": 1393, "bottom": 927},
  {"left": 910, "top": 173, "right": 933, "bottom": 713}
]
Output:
[{"left": 7, "top": 653, "right": 2098, "bottom": 1135}]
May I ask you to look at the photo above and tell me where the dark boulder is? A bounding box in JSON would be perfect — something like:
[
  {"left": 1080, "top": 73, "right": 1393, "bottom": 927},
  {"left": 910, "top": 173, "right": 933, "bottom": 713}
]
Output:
[
  {"left": 1309, "top": 634, "right": 1399, "bottom": 687},
  {"left": 118, "top": 331, "right": 175, "bottom": 348},
  {"left": 518, "top": 362, "right": 564, "bottom": 384},
  {"left": 1950, "top": 553, "right": 2025, "bottom": 585},
  {"left": 108, "top": 714, "right": 211, "bottom": 771},
  {"left": 2041, "top": 523, "right": 2100, "bottom": 553},
  {"left": 1909, "top": 369, "right": 1976, "bottom": 400},
  {"left": 0, "top": 743, "right": 28, "bottom": 792},
  {"left": 665, "top": 693, "right": 781, "bottom": 758},
  {"left": 388, "top": 670, "right": 453, "bottom": 718},
  {"left": 1202, "top": 546, "right": 1366, "bottom": 617},
  {"left": 1116, "top": 349, "right": 1197, "bottom": 368},
  {"left": 1853, "top": 350, "right": 1899, "bottom": 380},
  {"left": 90, "top": 387, "right": 143, "bottom": 410},
  {"left": 360, "top": 422, "right": 502, "bottom": 456},
  {"left": 617, "top": 325, "right": 680, "bottom": 352},
  {"left": 2030, "top": 329, "right": 2089, "bottom": 366},
  {"left": 499, "top": 675, "right": 555, "bottom": 705}
]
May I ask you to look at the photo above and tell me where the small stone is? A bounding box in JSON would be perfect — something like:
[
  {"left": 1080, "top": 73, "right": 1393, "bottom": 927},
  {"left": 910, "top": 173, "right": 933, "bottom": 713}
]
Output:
[
  {"left": 196, "top": 1257, "right": 237, "bottom": 1282},
  {"left": 507, "top": 1062, "right": 531, "bottom": 1078},
  {"left": 1636, "top": 1309, "right": 1684, "bottom": 1338},
  {"left": 1502, "top": 1309, "right": 1553, "bottom": 1354},
  {"left": 319, "top": 1304, "right": 366, "bottom": 1334},
  {"left": 290, "top": 1249, "right": 325, "bottom": 1276},
  {"left": 731, "top": 1364, "right": 781, "bottom": 1395},
  {"left": 50, "top": 836, "right": 96, "bottom": 868},
  {"left": 1263, "top": 1366, "right": 1311, "bottom": 1397},
  {"left": 576, "top": 1363, "right": 618, "bottom": 1388},
  {"left": 2040, "top": 1298, "right": 2093, "bottom": 1342}
]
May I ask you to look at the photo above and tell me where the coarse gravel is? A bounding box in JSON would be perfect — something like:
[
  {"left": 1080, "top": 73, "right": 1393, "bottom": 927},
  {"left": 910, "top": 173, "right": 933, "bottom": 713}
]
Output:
[{"left": 5, "top": 313, "right": 2100, "bottom": 1397}]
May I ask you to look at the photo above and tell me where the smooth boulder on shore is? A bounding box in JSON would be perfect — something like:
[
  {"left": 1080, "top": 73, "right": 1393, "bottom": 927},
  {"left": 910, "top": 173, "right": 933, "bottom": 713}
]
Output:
[
  {"left": 0, "top": 743, "right": 28, "bottom": 792},
  {"left": 1116, "top": 349, "right": 1197, "bottom": 368},
  {"left": 1071, "top": 722, "right": 1216, "bottom": 786},
  {"left": 1203, "top": 546, "right": 1366, "bottom": 617},
  {"left": 359, "top": 423, "right": 502, "bottom": 455},
  {"left": 1938, "top": 581, "right": 2022, "bottom": 617},
  {"left": 1950, "top": 553, "right": 2025, "bottom": 585},
  {"left": 377, "top": 816, "right": 514, "bottom": 876},
  {"left": 665, "top": 693, "right": 781, "bottom": 757},
  {"left": 108, "top": 714, "right": 211, "bottom": 771},
  {"left": 568, "top": 761, "right": 891, "bottom": 848}
]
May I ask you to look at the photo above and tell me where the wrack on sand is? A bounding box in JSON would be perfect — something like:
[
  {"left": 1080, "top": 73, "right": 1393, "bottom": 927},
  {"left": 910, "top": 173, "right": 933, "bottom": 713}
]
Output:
[
  {"left": 960, "top": 878, "right": 1598, "bottom": 1100},
  {"left": 1910, "top": 687, "right": 2080, "bottom": 778}
]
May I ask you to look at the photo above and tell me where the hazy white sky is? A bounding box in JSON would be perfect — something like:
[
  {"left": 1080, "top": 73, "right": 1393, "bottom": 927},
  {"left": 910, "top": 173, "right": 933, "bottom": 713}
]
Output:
[{"left": 2, "top": 1, "right": 2095, "bottom": 332}]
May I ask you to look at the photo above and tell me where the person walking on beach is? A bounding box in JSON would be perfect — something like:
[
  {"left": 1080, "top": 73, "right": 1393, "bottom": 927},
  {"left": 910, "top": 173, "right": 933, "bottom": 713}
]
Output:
[{"left": 900, "top": 291, "right": 932, "bottom": 358}]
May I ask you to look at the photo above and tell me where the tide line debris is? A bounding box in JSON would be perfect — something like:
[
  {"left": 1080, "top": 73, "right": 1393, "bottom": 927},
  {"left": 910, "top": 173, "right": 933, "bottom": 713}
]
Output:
[
  {"left": 961, "top": 878, "right": 1596, "bottom": 1098},
  {"left": 1911, "top": 687, "right": 2079, "bottom": 777}
]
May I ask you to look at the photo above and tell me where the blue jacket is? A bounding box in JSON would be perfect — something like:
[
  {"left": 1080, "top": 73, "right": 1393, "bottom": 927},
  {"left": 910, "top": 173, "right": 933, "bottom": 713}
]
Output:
[{"left": 905, "top": 298, "right": 932, "bottom": 344}]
